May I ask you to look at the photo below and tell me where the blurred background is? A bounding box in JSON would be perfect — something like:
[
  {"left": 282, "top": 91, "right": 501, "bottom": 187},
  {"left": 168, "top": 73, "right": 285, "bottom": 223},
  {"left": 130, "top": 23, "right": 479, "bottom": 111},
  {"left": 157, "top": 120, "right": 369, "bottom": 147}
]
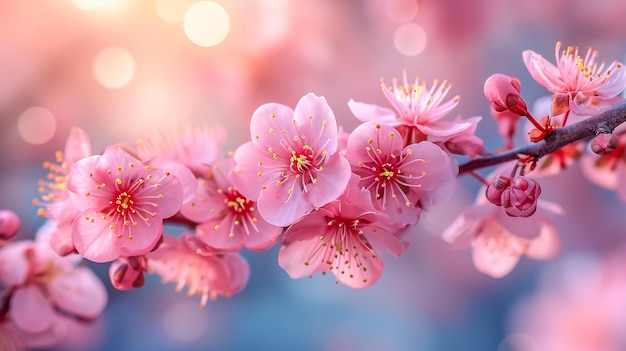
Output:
[{"left": 2, "top": 0, "right": 626, "bottom": 350}]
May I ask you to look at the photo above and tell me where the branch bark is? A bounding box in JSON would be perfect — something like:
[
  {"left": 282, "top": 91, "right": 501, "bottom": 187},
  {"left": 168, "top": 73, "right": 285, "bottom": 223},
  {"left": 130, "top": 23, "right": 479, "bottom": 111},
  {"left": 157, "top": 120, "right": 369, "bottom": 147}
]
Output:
[{"left": 458, "top": 101, "right": 626, "bottom": 175}]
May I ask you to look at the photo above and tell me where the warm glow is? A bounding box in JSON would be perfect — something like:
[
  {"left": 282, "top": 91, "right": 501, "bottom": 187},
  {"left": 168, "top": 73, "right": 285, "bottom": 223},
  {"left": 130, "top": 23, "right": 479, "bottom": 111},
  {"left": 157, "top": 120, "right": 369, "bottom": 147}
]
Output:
[
  {"left": 393, "top": 23, "right": 427, "bottom": 56},
  {"left": 16, "top": 107, "right": 56, "bottom": 145},
  {"left": 385, "top": 0, "right": 418, "bottom": 23},
  {"left": 72, "top": 0, "right": 128, "bottom": 11},
  {"left": 183, "top": 1, "right": 230, "bottom": 47},
  {"left": 93, "top": 47, "right": 136, "bottom": 89},
  {"left": 155, "top": 0, "right": 197, "bottom": 23}
]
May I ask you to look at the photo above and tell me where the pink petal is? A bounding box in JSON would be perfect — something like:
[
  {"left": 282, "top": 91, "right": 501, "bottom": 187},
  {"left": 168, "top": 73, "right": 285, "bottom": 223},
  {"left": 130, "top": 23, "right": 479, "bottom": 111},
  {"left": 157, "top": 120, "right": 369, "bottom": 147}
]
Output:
[
  {"left": 232, "top": 142, "right": 284, "bottom": 201},
  {"left": 257, "top": 178, "right": 311, "bottom": 227},
  {"left": 156, "top": 162, "right": 197, "bottom": 204},
  {"left": 11, "top": 286, "right": 55, "bottom": 334},
  {"left": 0, "top": 241, "right": 32, "bottom": 286},
  {"left": 49, "top": 220, "right": 77, "bottom": 256},
  {"left": 72, "top": 212, "right": 123, "bottom": 262},
  {"left": 249, "top": 102, "right": 297, "bottom": 155},
  {"left": 47, "top": 267, "right": 108, "bottom": 319},
  {"left": 196, "top": 215, "right": 245, "bottom": 252},
  {"left": 63, "top": 127, "right": 92, "bottom": 164},
  {"left": 241, "top": 217, "right": 282, "bottom": 251},
  {"left": 216, "top": 253, "right": 250, "bottom": 295},
  {"left": 335, "top": 243, "right": 384, "bottom": 289},
  {"left": 347, "top": 99, "right": 398, "bottom": 124},
  {"left": 471, "top": 229, "right": 527, "bottom": 278},
  {"left": 305, "top": 153, "right": 351, "bottom": 208},
  {"left": 522, "top": 50, "right": 565, "bottom": 93},
  {"left": 293, "top": 93, "right": 339, "bottom": 155},
  {"left": 525, "top": 218, "right": 561, "bottom": 259},
  {"left": 362, "top": 227, "right": 408, "bottom": 257},
  {"left": 139, "top": 169, "right": 184, "bottom": 219},
  {"left": 278, "top": 235, "right": 327, "bottom": 279},
  {"left": 415, "top": 120, "right": 472, "bottom": 137}
]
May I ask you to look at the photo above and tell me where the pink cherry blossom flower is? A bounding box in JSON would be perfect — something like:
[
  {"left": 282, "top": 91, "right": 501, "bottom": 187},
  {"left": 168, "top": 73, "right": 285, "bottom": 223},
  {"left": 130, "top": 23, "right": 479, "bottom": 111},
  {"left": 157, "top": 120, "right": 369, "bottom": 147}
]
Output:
[
  {"left": 181, "top": 157, "right": 282, "bottom": 252},
  {"left": 348, "top": 70, "right": 484, "bottom": 157},
  {"left": 33, "top": 127, "right": 92, "bottom": 256},
  {"left": 232, "top": 93, "right": 352, "bottom": 227},
  {"left": 66, "top": 146, "right": 185, "bottom": 263},
  {"left": 443, "top": 190, "right": 561, "bottom": 278},
  {"left": 0, "top": 220, "right": 107, "bottom": 347},
  {"left": 278, "top": 175, "right": 408, "bottom": 288},
  {"left": 523, "top": 41, "right": 626, "bottom": 116},
  {"left": 580, "top": 124, "right": 626, "bottom": 202},
  {"left": 345, "top": 122, "right": 457, "bottom": 226},
  {"left": 147, "top": 234, "right": 250, "bottom": 307}
]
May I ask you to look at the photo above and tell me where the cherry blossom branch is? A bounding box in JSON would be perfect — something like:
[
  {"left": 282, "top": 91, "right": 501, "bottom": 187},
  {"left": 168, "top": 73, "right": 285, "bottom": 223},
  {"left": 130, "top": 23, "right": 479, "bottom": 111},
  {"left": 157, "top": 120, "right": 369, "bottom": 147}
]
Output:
[{"left": 458, "top": 101, "right": 626, "bottom": 175}]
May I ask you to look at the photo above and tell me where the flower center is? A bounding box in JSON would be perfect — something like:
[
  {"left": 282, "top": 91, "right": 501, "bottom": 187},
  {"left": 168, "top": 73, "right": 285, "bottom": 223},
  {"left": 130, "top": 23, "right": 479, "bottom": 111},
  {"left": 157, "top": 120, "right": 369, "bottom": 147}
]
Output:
[
  {"left": 290, "top": 146, "right": 314, "bottom": 173},
  {"left": 225, "top": 189, "right": 251, "bottom": 214},
  {"left": 378, "top": 163, "right": 395, "bottom": 180},
  {"left": 116, "top": 191, "right": 135, "bottom": 215}
]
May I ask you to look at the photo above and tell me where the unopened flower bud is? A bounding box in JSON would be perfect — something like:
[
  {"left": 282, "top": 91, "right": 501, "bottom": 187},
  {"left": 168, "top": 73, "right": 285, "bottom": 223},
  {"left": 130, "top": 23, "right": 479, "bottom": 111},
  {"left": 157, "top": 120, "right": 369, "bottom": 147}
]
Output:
[
  {"left": 484, "top": 74, "right": 528, "bottom": 115},
  {"left": 485, "top": 175, "right": 541, "bottom": 217},
  {"left": 109, "top": 256, "right": 147, "bottom": 290},
  {"left": 0, "top": 210, "right": 20, "bottom": 240},
  {"left": 485, "top": 175, "right": 511, "bottom": 206},
  {"left": 590, "top": 133, "right": 618, "bottom": 155}
]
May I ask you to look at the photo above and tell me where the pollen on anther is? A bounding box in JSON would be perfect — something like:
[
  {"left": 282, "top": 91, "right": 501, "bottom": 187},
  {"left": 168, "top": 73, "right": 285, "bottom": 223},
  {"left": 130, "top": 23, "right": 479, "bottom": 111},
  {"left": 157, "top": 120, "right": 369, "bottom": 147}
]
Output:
[
  {"left": 129, "top": 163, "right": 135, "bottom": 168},
  {"left": 144, "top": 166, "right": 150, "bottom": 171},
  {"left": 214, "top": 224, "right": 220, "bottom": 230}
]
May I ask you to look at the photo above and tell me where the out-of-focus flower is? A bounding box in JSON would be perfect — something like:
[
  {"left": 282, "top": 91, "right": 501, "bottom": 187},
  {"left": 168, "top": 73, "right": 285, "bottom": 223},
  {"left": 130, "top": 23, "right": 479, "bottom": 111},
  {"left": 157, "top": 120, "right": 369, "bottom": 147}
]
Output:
[
  {"left": 523, "top": 41, "right": 626, "bottom": 116},
  {"left": 443, "top": 187, "right": 561, "bottom": 278},
  {"left": 485, "top": 175, "right": 541, "bottom": 217},
  {"left": 66, "top": 146, "right": 185, "bottom": 263},
  {"left": 0, "top": 210, "right": 20, "bottom": 241},
  {"left": 348, "top": 70, "right": 484, "bottom": 157},
  {"left": 181, "top": 157, "right": 282, "bottom": 252},
  {"left": 34, "top": 127, "right": 92, "bottom": 256},
  {"left": 0, "top": 221, "right": 107, "bottom": 349},
  {"left": 232, "top": 93, "right": 351, "bottom": 227},
  {"left": 508, "top": 249, "right": 626, "bottom": 351},
  {"left": 580, "top": 123, "right": 626, "bottom": 202},
  {"left": 135, "top": 125, "right": 226, "bottom": 177},
  {"left": 278, "top": 175, "right": 408, "bottom": 288},
  {"left": 147, "top": 234, "right": 250, "bottom": 307},
  {"left": 345, "top": 122, "right": 457, "bottom": 226}
]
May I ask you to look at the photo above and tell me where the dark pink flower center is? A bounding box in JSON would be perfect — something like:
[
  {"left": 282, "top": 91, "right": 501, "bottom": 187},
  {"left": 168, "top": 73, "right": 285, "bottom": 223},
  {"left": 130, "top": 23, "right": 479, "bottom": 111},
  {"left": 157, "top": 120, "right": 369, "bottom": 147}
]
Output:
[
  {"left": 289, "top": 146, "right": 314, "bottom": 173},
  {"left": 224, "top": 188, "right": 253, "bottom": 214}
]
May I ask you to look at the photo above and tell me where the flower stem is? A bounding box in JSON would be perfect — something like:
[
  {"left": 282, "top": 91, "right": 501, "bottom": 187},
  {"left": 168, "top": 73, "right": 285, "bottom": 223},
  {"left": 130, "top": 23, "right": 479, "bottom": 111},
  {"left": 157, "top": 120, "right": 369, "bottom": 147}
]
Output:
[{"left": 458, "top": 101, "right": 626, "bottom": 175}]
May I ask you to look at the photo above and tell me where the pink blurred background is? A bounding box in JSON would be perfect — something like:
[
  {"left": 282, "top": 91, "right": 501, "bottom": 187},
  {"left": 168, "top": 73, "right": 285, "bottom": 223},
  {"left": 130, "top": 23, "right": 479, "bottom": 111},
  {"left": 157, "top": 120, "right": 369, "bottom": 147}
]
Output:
[{"left": 1, "top": 0, "right": 626, "bottom": 350}]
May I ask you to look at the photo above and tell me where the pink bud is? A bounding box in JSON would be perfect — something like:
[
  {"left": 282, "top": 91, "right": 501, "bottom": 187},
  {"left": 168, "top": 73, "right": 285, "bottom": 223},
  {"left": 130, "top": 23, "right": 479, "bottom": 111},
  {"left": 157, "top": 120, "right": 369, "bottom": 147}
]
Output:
[
  {"left": 0, "top": 210, "right": 20, "bottom": 240},
  {"left": 109, "top": 256, "right": 147, "bottom": 290},
  {"left": 502, "top": 176, "right": 541, "bottom": 217},
  {"left": 484, "top": 74, "right": 528, "bottom": 115},
  {"left": 485, "top": 176, "right": 541, "bottom": 217},
  {"left": 590, "top": 133, "right": 619, "bottom": 155},
  {"left": 485, "top": 175, "right": 511, "bottom": 206}
]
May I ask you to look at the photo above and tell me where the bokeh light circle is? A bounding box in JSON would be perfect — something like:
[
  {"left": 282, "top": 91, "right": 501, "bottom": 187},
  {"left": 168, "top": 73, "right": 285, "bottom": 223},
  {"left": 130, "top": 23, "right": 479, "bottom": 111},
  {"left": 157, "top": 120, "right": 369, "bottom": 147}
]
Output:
[
  {"left": 16, "top": 107, "right": 56, "bottom": 145},
  {"left": 183, "top": 1, "right": 230, "bottom": 47},
  {"left": 93, "top": 47, "right": 136, "bottom": 89},
  {"left": 393, "top": 23, "right": 427, "bottom": 56}
]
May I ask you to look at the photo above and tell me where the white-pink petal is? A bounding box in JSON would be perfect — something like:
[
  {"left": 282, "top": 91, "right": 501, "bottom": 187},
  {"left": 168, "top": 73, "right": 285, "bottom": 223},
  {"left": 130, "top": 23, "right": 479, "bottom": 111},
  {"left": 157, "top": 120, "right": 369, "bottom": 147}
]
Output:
[{"left": 11, "top": 286, "right": 55, "bottom": 334}]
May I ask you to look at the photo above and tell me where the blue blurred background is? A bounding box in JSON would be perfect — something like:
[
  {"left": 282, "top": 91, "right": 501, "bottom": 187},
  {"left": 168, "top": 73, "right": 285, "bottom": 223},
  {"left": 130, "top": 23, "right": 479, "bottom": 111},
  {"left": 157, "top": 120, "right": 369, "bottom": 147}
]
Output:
[{"left": 2, "top": 1, "right": 626, "bottom": 350}]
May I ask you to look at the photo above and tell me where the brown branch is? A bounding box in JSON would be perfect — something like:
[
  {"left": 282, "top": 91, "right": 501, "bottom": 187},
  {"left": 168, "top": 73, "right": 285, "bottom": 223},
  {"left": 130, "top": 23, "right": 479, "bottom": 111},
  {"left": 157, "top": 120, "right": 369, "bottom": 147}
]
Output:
[{"left": 459, "top": 101, "right": 626, "bottom": 175}]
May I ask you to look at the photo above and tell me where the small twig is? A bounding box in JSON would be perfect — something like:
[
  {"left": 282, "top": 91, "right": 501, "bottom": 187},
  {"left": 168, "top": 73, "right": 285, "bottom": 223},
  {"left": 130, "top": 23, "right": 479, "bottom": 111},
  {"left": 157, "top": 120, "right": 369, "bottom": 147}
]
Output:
[{"left": 459, "top": 101, "right": 626, "bottom": 175}]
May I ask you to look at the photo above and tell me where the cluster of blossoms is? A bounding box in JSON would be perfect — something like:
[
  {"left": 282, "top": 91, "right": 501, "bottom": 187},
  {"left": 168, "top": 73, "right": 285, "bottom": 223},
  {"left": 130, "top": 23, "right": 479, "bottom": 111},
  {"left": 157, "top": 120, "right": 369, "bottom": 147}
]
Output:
[{"left": 1, "top": 41, "right": 625, "bottom": 349}]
